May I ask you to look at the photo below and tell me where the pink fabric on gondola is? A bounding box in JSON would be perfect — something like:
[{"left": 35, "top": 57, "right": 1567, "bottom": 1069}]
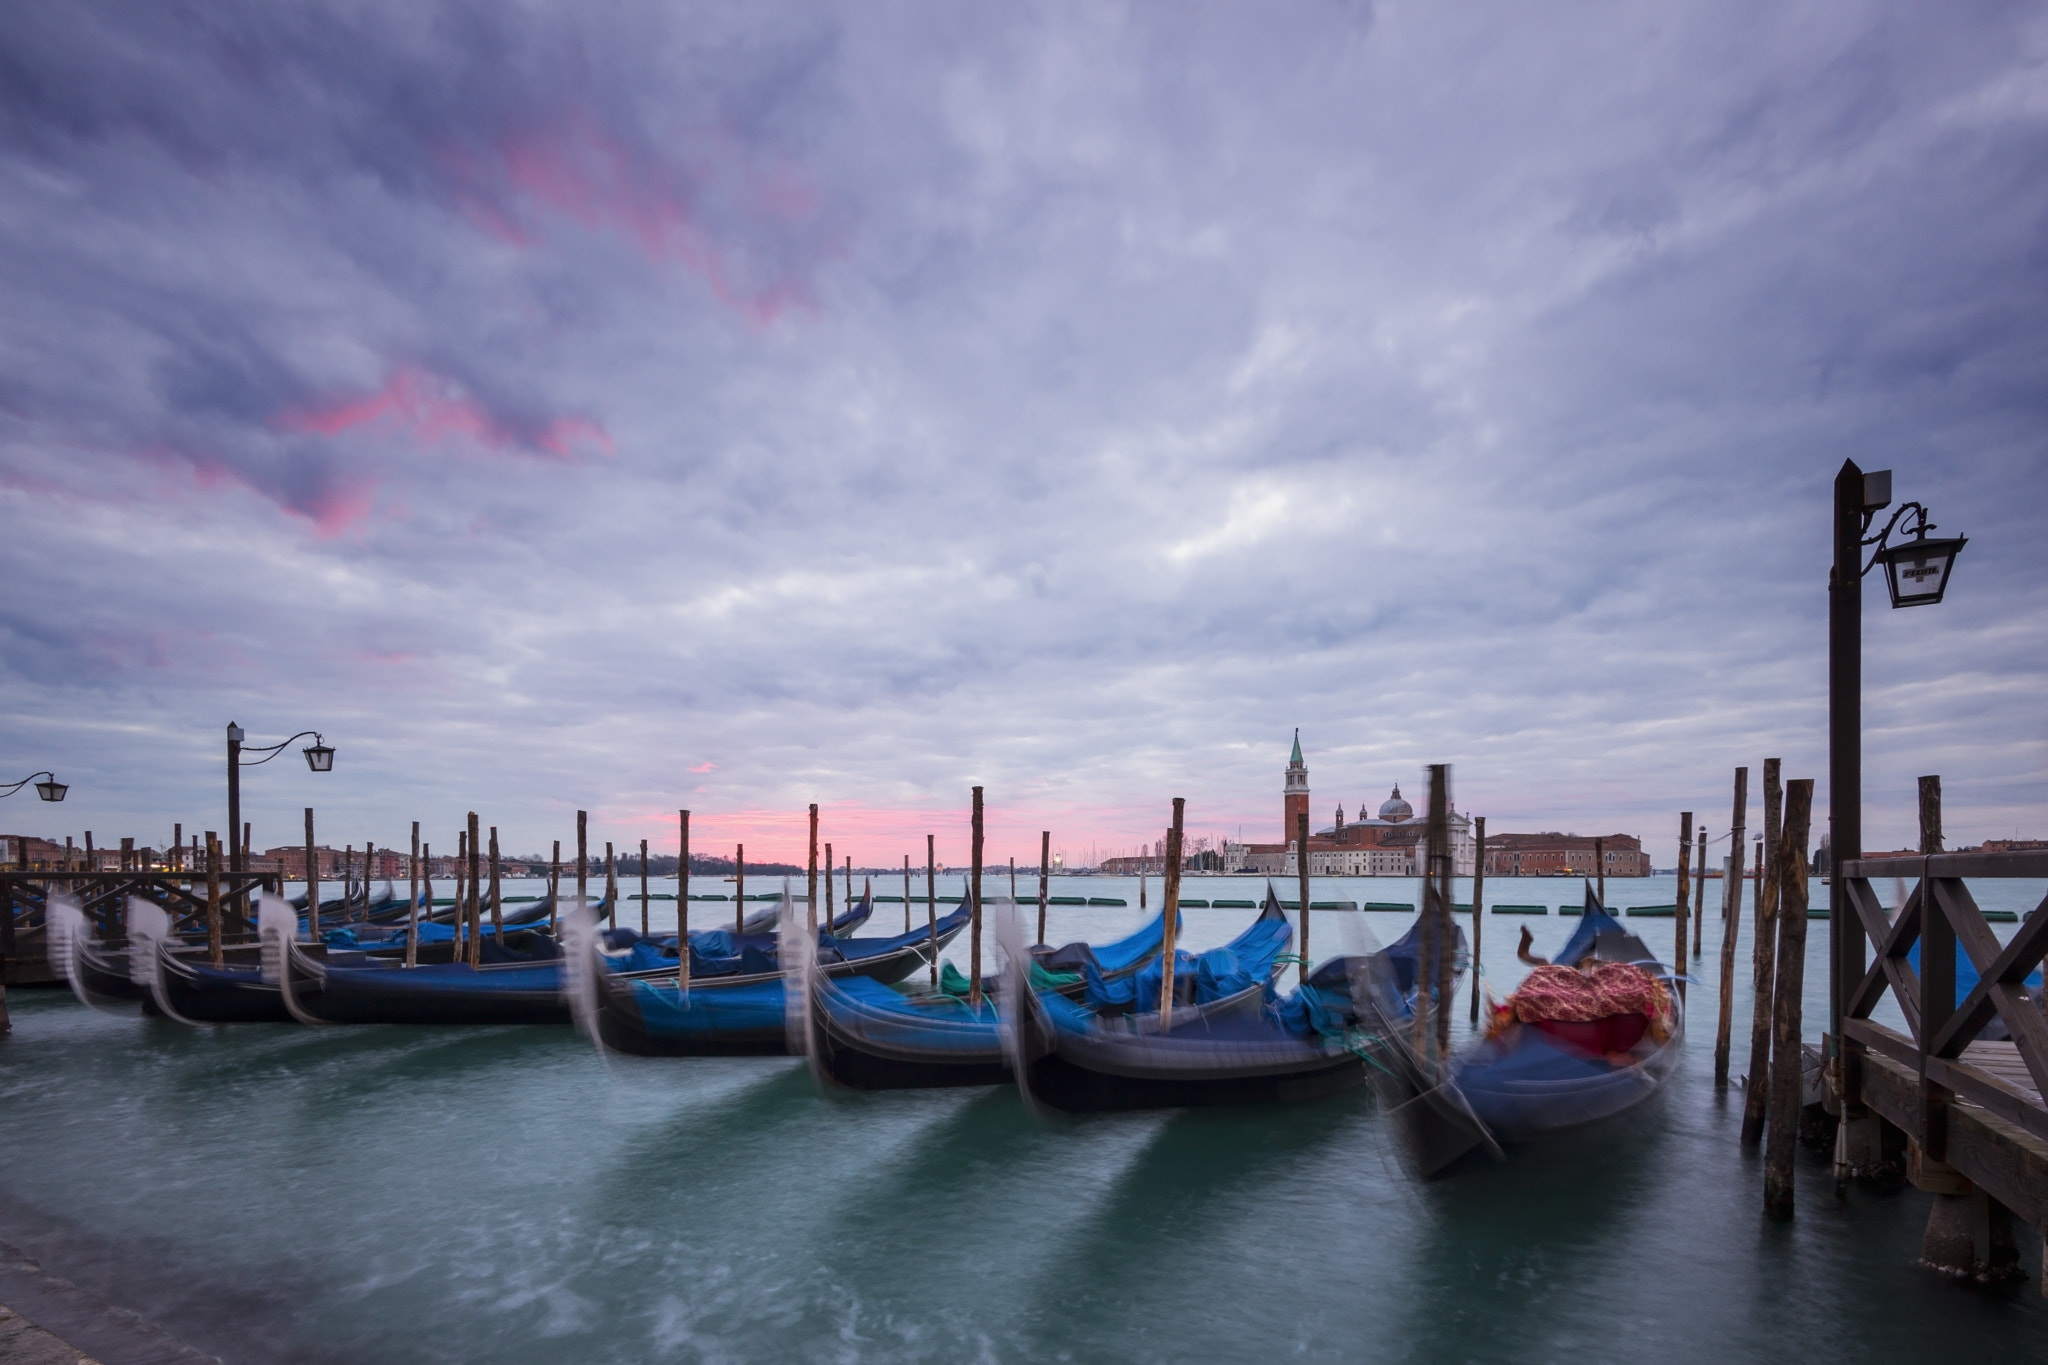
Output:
[{"left": 1508, "top": 965, "right": 1603, "bottom": 1023}]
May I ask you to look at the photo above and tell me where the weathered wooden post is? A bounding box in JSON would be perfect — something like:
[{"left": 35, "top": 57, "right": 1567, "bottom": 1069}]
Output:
[
  {"left": 807, "top": 805, "right": 820, "bottom": 935},
  {"left": 241, "top": 823, "right": 252, "bottom": 881},
  {"left": 303, "top": 808, "right": 319, "bottom": 943},
  {"left": 734, "top": 844, "right": 745, "bottom": 934},
  {"left": 467, "top": 812, "right": 482, "bottom": 968},
  {"left": 1741, "top": 760, "right": 1783, "bottom": 1146},
  {"left": 419, "top": 842, "right": 432, "bottom": 961},
  {"left": 406, "top": 822, "right": 420, "bottom": 968},
  {"left": 677, "top": 811, "right": 690, "bottom": 992},
  {"left": 576, "top": 810, "right": 588, "bottom": 917},
  {"left": 926, "top": 834, "right": 937, "bottom": 988},
  {"left": 1673, "top": 812, "right": 1693, "bottom": 998},
  {"left": 1296, "top": 811, "right": 1312, "bottom": 985},
  {"left": 1038, "top": 831, "right": 1051, "bottom": 947},
  {"left": 121, "top": 836, "right": 134, "bottom": 874},
  {"left": 1157, "top": 799, "right": 1187, "bottom": 1026},
  {"left": 969, "top": 788, "right": 985, "bottom": 1007},
  {"left": 605, "top": 842, "right": 617, "bottom": 930},
  {"left": 825, "top": 841, "right": 834, "bottom": 927},
  {"left": 901, "top": 854, "right": 911, "bottom": 934},
  {"left": 1595, "top": 836, "right": 1605, "bottom": 905},
  {"left": 489, "top": 827, "right": 503, "bottom": 939},
  {"left": 1693, "top": 827, "right": 1707, "bottom": 958},
  {"left": 845, "top": 854, "right": 853, "bottom": 912},
  {"left": 549, "top": 840, "right": 561, "bottom": 933},
  {"left": 1429, "top": 765, "right": 1454, "bottom": 1058},
  {"left": 452, "top": 831, "right": 466, "bottom": 958},
  {"left": 639, "top": 838, "right": 650, "bottom": 937},
  {"left": 1714, "top": 768, "right": 1749, "bottom": 1086},
  {"left": 206, "top": 831, "right": 223, "bottom": 966},
  {"left": 1009, "top": 856, "right": 1016, "bottom": 907},
  {"left": 1469, "top": 816, "right": 1487, "bottom": 1023},
  {"left": 1763, "top": 779, "right": 1813, "bottom": 1219},
  {"left": 173, "top": 823, "right": 182, "bottom": 875}
]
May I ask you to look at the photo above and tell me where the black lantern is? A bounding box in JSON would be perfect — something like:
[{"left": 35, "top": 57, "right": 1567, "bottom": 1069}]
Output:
[
  {"left": 1875, "top": 532, "right": 1968, "bottom": 609},
  {"left": 302, "top": 736, "right": 336, "bottom": 772},
  {"left": 2, "top": 770, "right": 66, "bottom": 802}
]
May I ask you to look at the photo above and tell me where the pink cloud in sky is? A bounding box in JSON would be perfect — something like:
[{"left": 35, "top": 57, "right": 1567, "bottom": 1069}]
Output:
[
  {"left": 575, "top": 798, "right": 1254, "bottom": 873},
  {"left": 437, "top": 112, "right": 831, "bottom": 325},
  {"left": 134, "top": 442, "right": 378, "bottom": 538},
  {"left": 689, "top": 761, "right": 716, "bottom": 773},
  {"left": 279, "top": 366, "right": 611, "bottom": 460}
]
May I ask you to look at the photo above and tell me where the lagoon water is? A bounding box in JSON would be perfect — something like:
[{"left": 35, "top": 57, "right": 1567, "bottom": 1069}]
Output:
[{"left": 2, "top": 874, "right": 2045, "bottom": 1362}]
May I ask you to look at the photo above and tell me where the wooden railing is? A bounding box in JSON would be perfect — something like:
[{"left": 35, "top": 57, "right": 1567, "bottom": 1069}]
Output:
[
  {"left": 0, "top": 869, "right": 269, "bottom": 950},
  {"left": 1835, "top": 848, "right": 2048, "bottom": 1224}
]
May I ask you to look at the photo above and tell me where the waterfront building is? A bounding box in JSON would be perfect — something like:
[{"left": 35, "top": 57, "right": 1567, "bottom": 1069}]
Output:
[{"left": 1230, "top": 737, "right": 1475, "bottom": 876}]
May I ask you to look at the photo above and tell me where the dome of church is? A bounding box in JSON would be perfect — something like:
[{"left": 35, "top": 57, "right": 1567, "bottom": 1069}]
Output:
[{"left": 1378, "top": 785, "right": 1413, "bottom": 822}]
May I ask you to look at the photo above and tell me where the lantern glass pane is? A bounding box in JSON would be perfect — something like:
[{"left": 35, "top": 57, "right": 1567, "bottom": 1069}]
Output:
[
  {"left": 36, "top": 780, "right": 66, "bottom": 802},
  {"left": 304, "top": 744, "right": 335, "bottom": 773},
  {"left": 1885, "top": 544, "right": 1955, "bottom": 607}
]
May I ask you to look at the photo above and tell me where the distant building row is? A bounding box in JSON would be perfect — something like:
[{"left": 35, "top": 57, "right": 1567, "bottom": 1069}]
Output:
[{"left": 1213, "top": 735, "right": 1650, "bottom": 878}]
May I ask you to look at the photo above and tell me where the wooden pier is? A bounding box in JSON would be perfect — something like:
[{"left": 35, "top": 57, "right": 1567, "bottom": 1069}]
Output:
[
  {"left": 1829, "top": 844, "right": 2048, "bottom": 1283},
  {"left": 1, "top": 870, "right": 266, "bottom": 986}
]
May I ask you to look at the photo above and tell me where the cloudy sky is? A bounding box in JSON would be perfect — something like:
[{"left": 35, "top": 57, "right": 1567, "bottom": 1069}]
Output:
[{"left": 2, "top": 0, "right": 2043, "bottom": 869}]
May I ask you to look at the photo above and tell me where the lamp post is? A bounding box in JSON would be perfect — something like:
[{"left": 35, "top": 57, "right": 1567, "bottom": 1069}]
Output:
[
  {"left": 226, "top": 723, "right": 335, "bottom": 873},
  {"left": 1828, "top": 461, "right": 1967, "bottom": 1071},
  {"left": 0, "top": 772, "right": 67, "bottom": 802}
]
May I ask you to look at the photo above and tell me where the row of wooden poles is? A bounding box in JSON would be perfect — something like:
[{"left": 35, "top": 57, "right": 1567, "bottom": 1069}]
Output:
[{"left": 1682, "top": 761, "right": 1820, "bottom": 1220}]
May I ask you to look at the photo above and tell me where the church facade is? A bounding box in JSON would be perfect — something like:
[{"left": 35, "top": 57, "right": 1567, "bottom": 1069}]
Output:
[{"left": 1229, "top": 733, "right": 1476, "bottom": 877}]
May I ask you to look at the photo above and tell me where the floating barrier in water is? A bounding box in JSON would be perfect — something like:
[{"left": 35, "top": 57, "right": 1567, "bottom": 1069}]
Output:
[
  {"left": 1624, "top": 905, "right": 1677, "bottom": 918},
  {"left": 1178, "top": 898, "right": 1209, "bottom": 908},
  {"left": 1492, "top": 904, "right": 1548, "bottom": 914},
  {"left": 1363, "top": 901, "right": 1414, "bottom": 912},
  {"left": 1211, "top": 898, "right": 1257, "bottom": 909},
  {"left": 1087, "top": 897, "right": 1127, "bottom": 906},
  {"left": 1048, "top": 896, "right": 1088, "bottom": 905}
]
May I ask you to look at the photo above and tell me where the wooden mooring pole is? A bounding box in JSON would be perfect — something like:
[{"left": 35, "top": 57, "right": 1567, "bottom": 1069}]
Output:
[
  {"left": 205, "top": 832, "right": 223, "bottom": 966},
  {"left": 639, "top": 838, "right": 650, "bottom": 937},
  {"left": 969, "top": 788, "right": 985, "bottom": 1008},
  {"left": 303, "top": 808, "right": 318, "bottom": 943},
  {"left": 1763, "top": 779, "right": 1813, "bottom": 1219},
  {"left": 406, "top": 821, "right": 420, "bottom": 969},
  {"left": 734, "top": 844, "right": 744, "bottom": 934},
  {"left": 1595, "top": 836, "right": 1605, "bottom": 905},
  {"left": 1469, "top": 816, "right": 1486, "bottom": 1024},
  {"left": 1741, "top": 760, "right": 1783, "bottom": 1146},
  {"left": 453, "top": 830, "right": 467, "bottom": 959},
  {"left": 925, "top": 834, "right": 937, "bottom": 988},
  {"left": 605, "top": 842, "right": 616, "bottom": 930},
  {"left": 807, "top": 805, "right": 819, "bottom": 936},
  {"left": 1673, "top": 812, "right": 1693, "bottom": 999},
  {"left": 576, "top": 810, "right": 588, "bottom": 916},
  {"left": 468, "top": 812, "right": 482, "bottom": 968},
  {"left": 677, "top": 810, "right": 690, "bottom": 992},
  {"left": 1429, "top": 765, "right": 1454, "bottom": 1060},
  {"left": 1714, "top": 767, "right": 1749, "bottom": 1086},
  {"left": 1038, "top": 831, "right": 1051, "bottom": 947},
  {"left": 549, "top": 841, "right": 561, "bottom": 933},
  {"left": 902, "top": 854, "right": 912, "bottom": 935},
  {"left": 1693, "top": 827, "right": 1707, "bottom": 958},
  {"left": 1297, "top": 811, "right": 1311, "bottom": 985},
  {"left": 419, "top": 843, "right": 432, "bottom": 961},
  {"left": 1158, "top": 799, "right": 1186, "bottom": 1027},
  {"left": 825, "top": 842, "right": 834, "bottom": 927},
  {"left": 490, "top": 828, "right": 503, "bottom": 940}
]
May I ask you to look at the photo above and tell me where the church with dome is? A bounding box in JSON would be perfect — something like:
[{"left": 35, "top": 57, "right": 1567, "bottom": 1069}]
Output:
[{"left": 1228, "top": 732, "right": 1475, "bottom": 876}]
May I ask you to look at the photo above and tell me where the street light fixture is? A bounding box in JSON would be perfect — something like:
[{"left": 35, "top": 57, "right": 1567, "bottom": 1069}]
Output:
[
  {"left": 0, "top": 772, "right": 66, "bottom": 802},
  {"left": 226, "top": 723, "right": 334, "bottom": 872},
  {"left": 1866, "top": 503, "right": 1968, "bottom": 609},
  {"left": 1828, "top": 460, "right": 1967, "bottom": 1125}
]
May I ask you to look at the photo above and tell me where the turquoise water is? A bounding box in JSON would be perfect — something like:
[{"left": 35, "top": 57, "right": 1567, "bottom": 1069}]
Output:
[{"left": 1, "top": 875, "right": 2044, "bottom": 1362}]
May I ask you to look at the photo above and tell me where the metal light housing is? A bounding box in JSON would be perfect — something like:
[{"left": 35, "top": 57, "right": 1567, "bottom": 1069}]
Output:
[
  {"left": 302, "top": 737, "right": 336, "bottom": 772},
  {"left": 35, "top": 777, "right": 66, "bottom": 802},
  {"left": 1877, "top": 533, "right": 1967, "bottom": 609}
]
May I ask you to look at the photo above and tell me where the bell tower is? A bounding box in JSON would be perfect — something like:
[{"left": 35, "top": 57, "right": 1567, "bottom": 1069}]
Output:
[{"left": 1283, "top": 730, "right": 1310, "bottom": 844}]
